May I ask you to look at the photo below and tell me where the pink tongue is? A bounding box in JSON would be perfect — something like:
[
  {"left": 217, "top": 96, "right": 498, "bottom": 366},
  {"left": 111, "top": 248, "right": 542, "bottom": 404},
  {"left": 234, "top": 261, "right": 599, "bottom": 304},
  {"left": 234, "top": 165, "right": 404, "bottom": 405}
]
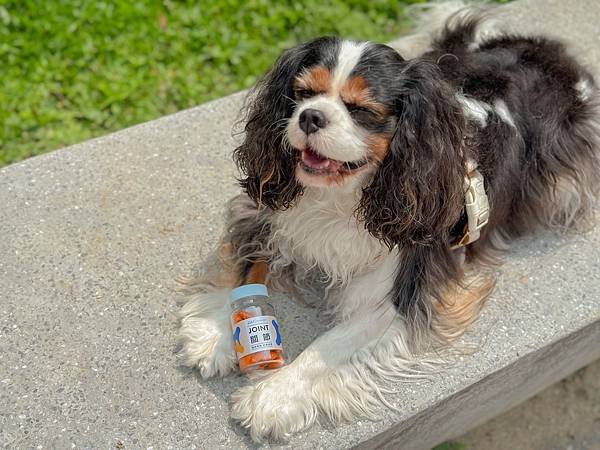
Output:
[{"left": 302, "top": 149, "right": 331, "bottom": 169}]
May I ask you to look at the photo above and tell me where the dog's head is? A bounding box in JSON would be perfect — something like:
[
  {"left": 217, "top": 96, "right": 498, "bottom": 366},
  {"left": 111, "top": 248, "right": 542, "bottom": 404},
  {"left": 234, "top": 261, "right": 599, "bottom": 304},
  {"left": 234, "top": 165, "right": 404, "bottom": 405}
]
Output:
[{"left": 235, "top": 37, "right": 467, "bottom": 247}]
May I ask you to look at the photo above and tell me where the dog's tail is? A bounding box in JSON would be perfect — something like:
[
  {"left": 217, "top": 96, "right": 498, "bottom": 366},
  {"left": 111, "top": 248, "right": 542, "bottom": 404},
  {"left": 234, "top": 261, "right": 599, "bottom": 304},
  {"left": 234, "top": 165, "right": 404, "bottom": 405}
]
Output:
[
  {"left": 400, "top": 1, "right": 505, "bottom": 57},
  {"left": 409, "top": 1, "right": 475, "bottom": 33}
]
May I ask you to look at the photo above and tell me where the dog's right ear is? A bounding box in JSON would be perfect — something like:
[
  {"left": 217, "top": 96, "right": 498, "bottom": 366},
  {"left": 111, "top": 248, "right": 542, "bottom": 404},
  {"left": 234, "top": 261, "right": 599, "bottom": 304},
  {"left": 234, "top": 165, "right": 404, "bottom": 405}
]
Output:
[{"left": 234, "top": 42, "right": 315, "bottom": 210}]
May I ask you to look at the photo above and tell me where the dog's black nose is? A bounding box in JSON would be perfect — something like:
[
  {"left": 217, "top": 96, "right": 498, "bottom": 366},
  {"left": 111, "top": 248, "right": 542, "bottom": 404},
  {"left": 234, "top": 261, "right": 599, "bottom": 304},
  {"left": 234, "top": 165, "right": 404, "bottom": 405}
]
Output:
[{"left": 299, "top": 109, "right": 327, "bottom": 134}]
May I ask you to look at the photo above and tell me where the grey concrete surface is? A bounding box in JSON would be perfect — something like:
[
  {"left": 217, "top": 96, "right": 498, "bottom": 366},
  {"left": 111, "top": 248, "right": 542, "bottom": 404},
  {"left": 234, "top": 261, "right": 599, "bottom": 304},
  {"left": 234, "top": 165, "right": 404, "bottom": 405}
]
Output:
[{"left": 1, "top": 0, "right": 599, "bottom": 449}]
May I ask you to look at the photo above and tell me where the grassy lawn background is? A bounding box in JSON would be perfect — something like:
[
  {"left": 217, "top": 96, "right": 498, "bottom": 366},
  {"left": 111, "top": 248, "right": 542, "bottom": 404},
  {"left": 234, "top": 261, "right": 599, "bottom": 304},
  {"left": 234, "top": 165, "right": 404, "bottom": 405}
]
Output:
[{"left": 0, "top": 0, "right": 429, "bottom": 167}]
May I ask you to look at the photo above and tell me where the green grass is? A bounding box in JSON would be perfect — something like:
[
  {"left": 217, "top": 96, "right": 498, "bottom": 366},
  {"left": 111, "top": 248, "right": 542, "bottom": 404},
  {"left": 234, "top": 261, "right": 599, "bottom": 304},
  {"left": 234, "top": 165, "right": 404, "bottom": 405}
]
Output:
[{"left": 0, "top": 0, "right": 428, "bottom": 167}]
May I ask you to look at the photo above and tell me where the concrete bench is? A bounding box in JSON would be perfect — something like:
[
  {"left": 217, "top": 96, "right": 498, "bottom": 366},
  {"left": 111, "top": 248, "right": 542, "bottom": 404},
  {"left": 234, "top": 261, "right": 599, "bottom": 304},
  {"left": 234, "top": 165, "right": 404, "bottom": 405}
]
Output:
[{"left": 1, "top": 0, "right": 599, "bottom": 448}]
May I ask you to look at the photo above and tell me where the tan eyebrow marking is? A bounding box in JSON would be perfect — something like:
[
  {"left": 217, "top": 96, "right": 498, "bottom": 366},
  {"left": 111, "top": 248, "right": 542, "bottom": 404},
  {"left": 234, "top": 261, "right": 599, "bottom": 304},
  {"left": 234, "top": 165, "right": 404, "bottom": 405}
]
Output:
[
  {"left": 339, "top": 75, "right": 389, "bottom": 116},
  {"left": 294, "top": 66, "right": 331, "bottom": 93}
]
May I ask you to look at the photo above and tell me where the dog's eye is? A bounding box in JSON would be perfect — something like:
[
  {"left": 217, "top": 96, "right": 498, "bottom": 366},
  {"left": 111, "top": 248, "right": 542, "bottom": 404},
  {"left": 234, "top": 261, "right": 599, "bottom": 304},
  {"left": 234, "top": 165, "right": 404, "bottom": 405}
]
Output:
[
  {"left": 346, "top": 103, "right": 374, "bottom": 116},
  {"left": 294, "top": 88, "right": 317, "bottom": 100}
]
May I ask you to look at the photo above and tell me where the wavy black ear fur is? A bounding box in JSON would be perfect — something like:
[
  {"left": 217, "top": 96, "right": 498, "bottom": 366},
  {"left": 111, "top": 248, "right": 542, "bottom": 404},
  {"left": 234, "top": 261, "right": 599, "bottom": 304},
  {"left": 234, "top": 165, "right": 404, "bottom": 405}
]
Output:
[
  {"left": 358, "top": 60, "right": 468, "bottom": 342},
  {"left": 359, "top": 60, "right": 466, "bottom": 248},
  {"left": 234, "top": 39, "right": 337, "bottom": 209}
]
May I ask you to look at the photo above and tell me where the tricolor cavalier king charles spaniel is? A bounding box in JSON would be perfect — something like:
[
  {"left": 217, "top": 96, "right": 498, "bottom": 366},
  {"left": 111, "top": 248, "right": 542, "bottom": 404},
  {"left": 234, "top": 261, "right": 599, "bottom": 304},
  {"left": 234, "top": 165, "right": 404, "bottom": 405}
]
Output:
[{"left": 177, "top": 4, "right": 599, "bottom": 442}]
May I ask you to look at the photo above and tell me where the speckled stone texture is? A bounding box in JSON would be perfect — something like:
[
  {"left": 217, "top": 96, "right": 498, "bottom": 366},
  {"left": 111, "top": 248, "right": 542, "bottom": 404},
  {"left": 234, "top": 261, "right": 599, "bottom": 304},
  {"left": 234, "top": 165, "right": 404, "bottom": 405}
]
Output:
[{"left": 1, "top": 0, "right": 599, "bottom": 448}]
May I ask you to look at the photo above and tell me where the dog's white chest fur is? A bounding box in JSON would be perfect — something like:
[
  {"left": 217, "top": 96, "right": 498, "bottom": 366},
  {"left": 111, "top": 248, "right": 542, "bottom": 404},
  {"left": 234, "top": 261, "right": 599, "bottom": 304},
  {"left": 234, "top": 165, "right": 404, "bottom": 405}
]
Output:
[{"left": 270, "top": 188, "right": 385, "bottom": 285}]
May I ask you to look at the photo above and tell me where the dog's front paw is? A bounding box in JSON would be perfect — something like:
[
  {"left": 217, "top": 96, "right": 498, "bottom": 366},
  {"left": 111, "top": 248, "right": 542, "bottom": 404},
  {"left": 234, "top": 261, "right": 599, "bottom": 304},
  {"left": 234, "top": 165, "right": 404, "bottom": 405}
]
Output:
[
  {"left": 230, "top": 369, "right": 317, "bottom": 442},
  {"left": 177, "top": 291, "right": 237, "bottom": 378}
]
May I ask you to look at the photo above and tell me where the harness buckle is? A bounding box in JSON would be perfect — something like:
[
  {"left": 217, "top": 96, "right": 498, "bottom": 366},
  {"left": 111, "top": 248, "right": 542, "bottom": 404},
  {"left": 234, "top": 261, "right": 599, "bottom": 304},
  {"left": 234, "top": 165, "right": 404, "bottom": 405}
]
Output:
[{"left": 451, "top": 169, "right": 490, "bottom": 249}]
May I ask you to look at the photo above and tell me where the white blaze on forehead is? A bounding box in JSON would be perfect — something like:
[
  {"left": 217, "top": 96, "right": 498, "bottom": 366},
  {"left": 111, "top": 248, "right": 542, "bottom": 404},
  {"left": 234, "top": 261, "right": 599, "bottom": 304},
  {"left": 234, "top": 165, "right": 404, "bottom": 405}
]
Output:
[{"left": 331, "top": 40, "right": 369, "bottom": 93}]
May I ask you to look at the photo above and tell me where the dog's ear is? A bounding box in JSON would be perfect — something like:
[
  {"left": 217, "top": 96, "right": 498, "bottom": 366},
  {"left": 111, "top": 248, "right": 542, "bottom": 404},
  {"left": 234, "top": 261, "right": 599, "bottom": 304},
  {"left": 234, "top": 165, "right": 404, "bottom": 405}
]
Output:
[
  {"left": 233, "top": 43, "right": 313, "bottom": 210},
  {"left": 358, "top": 60, "right": 471, "bottom": 345},
  {"left": 358, "top": 60, "right": 466, "bottom": 248}
]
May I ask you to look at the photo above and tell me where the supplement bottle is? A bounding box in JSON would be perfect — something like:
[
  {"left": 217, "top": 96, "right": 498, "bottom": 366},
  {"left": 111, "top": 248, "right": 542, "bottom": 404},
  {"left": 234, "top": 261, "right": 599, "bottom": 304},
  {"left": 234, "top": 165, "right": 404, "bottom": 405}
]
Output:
[{"left": 230, "top": 284, "right": 284, "bottom": 373}]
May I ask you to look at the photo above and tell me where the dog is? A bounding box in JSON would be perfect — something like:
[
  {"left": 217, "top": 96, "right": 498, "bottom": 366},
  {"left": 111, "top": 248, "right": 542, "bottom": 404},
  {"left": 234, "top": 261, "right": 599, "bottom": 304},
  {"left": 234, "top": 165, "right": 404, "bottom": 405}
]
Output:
[{"left": 177, "top": 3, "right": 600, "bottom": 442}]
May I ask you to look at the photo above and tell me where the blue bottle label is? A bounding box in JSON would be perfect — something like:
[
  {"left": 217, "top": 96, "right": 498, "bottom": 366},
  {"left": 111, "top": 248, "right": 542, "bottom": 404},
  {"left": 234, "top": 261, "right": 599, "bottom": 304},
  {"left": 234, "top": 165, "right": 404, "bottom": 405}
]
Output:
[{"left": 232, "top": 315, "right": 282, "bottom": 358}]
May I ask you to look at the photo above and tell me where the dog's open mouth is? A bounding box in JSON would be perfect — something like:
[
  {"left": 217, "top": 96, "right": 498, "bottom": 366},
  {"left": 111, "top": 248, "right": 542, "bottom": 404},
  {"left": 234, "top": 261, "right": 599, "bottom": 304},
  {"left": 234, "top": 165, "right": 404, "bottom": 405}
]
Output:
[{"left": 299, "top": 147, "right": 368, "bottom": 176}]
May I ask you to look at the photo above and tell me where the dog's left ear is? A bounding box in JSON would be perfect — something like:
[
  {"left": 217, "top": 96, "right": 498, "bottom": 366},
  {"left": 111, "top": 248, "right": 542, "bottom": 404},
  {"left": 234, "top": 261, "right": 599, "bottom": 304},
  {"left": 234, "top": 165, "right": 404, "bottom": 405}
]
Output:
[{"left": 358, "top": 60, "right": 466, "bottom": 248}]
